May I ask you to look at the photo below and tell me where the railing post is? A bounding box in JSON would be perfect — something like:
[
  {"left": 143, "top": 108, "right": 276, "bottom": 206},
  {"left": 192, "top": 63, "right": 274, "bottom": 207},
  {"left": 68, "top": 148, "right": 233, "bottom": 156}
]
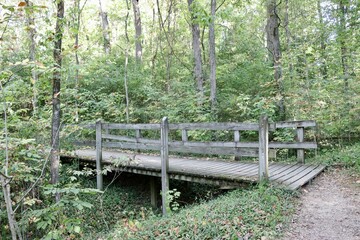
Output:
[
  {"left": 234, "top": 130, "right": 241, "bottom": 160},
  {"left": 297, "top": 127, "right": 305, "bottom": 163},
  {"left": 258, "top": 115, "right": 269, "bottom": 181},
  {"left": 96, "top": 120, "right": 103, "bottom": 191},
  {"left": 160, "top": 117, "right": 169, "bottom": 216}
]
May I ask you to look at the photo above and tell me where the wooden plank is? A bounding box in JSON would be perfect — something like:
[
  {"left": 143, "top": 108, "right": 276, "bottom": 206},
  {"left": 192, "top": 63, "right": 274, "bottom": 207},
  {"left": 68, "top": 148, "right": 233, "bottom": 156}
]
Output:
[
  {"left": 169, "top": 141, "right": 258, "bottom": 148},
  {"left": 269, "top": 164, "right": 302, "bottom": 178},
  {"left": 103, "top": 142, "right": 161, "bottom": 151},
  {"left": 102, "top": 123, "right": 161, "bottom": 130},
  {"left": 270, "top": 165, "right": 304, "bottom": 181},
  {"left": 258, "top": 115, "right": 269, "bottom": 181},
  {"left": 168, "top": 122, "right": 259, "bottom": 131},
  {"left": 286, "top": 165, "right": 326, "bottom": 190},
  {"left": 160, "top": 117, "right": 169, "bottom": 216},
  {"left": 168, "top": 145, "right": 258, "bottom": 157},
  {"left": 274, "top": 120, "right": 316, "bottom": 129},
  {"left": 102, "top": 134, "right": 160, "bottom": 144},
  {"left": 280, "top": 165, "right": 319, "bottom": 185},
  {"left": 274, "top": 165, "right": 313, "bottom": 184},
  {"left": 269, "top": 142, "right": 317, "bottom": 149},
  {"left": 73, "top": 140, "right": 96, "bottom": 147}
]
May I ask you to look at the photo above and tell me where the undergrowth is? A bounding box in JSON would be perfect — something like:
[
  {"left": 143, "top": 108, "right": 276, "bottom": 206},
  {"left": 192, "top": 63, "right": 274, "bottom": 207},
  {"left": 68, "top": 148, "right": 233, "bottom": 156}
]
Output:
[{"left": 105, "top": 184, "right": 296, "bottom": 240}]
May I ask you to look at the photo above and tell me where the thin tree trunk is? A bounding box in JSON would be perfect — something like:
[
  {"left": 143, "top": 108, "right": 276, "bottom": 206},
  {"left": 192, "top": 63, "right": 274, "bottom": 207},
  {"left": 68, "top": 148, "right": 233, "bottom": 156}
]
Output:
[
  {"left": 132, "top": 0, "right": 142, "bottom": 62},
  {"left": 25, "top": 0, "right": 38, "bottom": 117},
  {"left": 209, "top": 0, "right": 216, "bottom": 109},
  {"left": 51, "top": 0, "right": 64, "bottom": 199},
  {"left": 98, "top": 0, "right": 111, "bottom": 54},
  {"left": 124, "top": 0, "right": 130, "bottom": 123},
  {"left": 339, "top": 0, "right": 349, "bottom": 93},
  {"left": 266, "top": 0, "right": 285, "bottom": 120},
  {"left": 73, "top": 0, "right": 80, "bottom": 122},
  {"left": 1, "top": 82, "right": 22, "bottom": 240},
  {"left": 188, "top": 0, "right": 204, "bottom": 98},
  {"left": 317, "top": 0, "right": 328, "bottom": 80}
]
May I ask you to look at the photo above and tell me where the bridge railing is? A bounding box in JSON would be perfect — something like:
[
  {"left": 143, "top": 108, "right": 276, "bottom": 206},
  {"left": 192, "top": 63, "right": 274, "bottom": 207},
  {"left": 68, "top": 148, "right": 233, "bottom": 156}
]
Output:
[{"left": 65, "top": 116, "right": 317, "bottom": 183}]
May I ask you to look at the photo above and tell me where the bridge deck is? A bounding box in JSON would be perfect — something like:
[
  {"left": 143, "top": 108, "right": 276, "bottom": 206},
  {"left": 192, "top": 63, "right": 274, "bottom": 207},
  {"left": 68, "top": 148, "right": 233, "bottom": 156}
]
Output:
[{"left": 61, "top": 149, "right": 325, "bottom": 190}]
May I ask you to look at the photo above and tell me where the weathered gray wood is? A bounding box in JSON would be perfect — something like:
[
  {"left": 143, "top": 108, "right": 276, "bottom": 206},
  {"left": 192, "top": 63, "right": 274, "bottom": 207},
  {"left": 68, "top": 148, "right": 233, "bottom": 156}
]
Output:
[
  {"left": 274, "top": 120, "right": 316, "bottom": 129},
  {"left": 169, "top": 122, "right": 259, "bottom": 131},
  {"left": 234, "top": 130, "right": 241, "bottom": 160},
  {"left": 297, "top": 127, "right": 305, "bottom": 163},
  {"left": 269, "top": 142, "right": 317, "bottom": 149},
  {"left": 73, "top": 140, "right": 96, "bottom": 147},
  {"left": 259, "top": 115, "right": 269, "bottom": 181},
  {"left": 168, "top": 145, "right": 258, "bottom": 157},
  {"left": 181, "top": 129, "right": 188, "bottom": 142},
  {"left": 102, "top": 141, "right": 161, "bottom": 150},
  {"left": 96, "top": 120, "right": 103, "bottom": 191},
  {"left": 102, "top": 134, "right": 160, "bottom": 144},
  {"left": 160, "top": 117, "right": 169, "bottom": 216},
  {"left": 62, "top": 149, "right": 325, "bottom": 190},
  {"left": 102, "top": 123, "right": 161, "bottom": 130},
  {"left": 150, "top": 177, "right": 158, "bottom": 208},
  {"left": 286, "top": 165, "right": 326, "bottom": 190},
  {"left": 169, "top": 141, "right": 258, "bottom": 148}
]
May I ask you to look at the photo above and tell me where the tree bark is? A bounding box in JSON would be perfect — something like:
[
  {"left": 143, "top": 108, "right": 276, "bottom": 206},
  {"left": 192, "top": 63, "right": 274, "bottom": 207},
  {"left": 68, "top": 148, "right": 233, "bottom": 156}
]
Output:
[
  {"left": 188, "top": 0, "right": 204, "bottom": 98},
  {"left": 338, "top": 0, "right": 349, "bottom": 93},
  {"left": 25, "top": 0, "right": 38, "bottom": 117},
  {"left": 51, "top": 0, "right": 64, "bottom": 197},
  {"left": 209, "top": 0, "right": 216, "bottom": 109},
  {"left": 132, "top": 0, "right": 142, "bottom": 62},
  {"left": 98, "top": 0, "right": 111, "bottom": 54},
  {"left": 124, "top": 0, "right": 130, "bottom": 123},
  {"left": 317, "top": 0, "right": 328, "bottom": 80},
  {"left": 266, "top": 0, "right": 285, "bottom": 120}
]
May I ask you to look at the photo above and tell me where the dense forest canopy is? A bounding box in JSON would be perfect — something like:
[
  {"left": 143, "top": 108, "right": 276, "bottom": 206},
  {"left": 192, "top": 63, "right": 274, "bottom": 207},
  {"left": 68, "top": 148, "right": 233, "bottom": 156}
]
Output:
[
  {"left": 0, "top": 0, "right": 359, "bottom": 138},
  {"left": 0, "top": 0, "right": 359, "bottom": 238}
]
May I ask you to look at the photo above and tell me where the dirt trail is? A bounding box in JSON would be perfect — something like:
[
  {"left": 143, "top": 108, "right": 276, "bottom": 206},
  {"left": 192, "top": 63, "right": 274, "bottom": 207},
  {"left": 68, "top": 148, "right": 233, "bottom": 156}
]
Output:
[{"left": 283, "top": 168, "right": 360, "bottom": 240}]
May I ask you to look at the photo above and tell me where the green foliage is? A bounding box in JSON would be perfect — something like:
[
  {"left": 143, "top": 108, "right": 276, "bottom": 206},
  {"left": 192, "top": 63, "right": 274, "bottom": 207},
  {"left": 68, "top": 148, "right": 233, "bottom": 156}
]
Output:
[
  {"left": 22, "top": 184, "right": 100, "bottom": 240},
  {"left": 308, "top": 143, "right": 360, "bottom": 174},
  {"left": 107, "top": 185, "right": 296, "bottom": 239}
]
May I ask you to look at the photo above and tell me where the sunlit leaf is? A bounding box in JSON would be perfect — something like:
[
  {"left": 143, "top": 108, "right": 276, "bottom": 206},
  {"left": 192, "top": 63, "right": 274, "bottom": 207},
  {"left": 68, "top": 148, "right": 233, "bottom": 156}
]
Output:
[{"left": 18, "top": 2, "right": 27, "bottom": 7}]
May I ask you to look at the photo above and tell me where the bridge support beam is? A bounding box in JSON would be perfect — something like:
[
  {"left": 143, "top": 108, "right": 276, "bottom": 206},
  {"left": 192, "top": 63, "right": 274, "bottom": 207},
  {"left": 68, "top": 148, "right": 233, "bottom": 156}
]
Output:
[
  {"left": 161, "top": 117, "right": 169, "bottom": 216},
  {"left": 96, "top": 120, "right": 103, "bottom": 191},
  {"left": 259, "top": 115, "right": 269, "bottom": 181},
  {"left": 150, "top": 177, "right": 158, "bottom": 208}
]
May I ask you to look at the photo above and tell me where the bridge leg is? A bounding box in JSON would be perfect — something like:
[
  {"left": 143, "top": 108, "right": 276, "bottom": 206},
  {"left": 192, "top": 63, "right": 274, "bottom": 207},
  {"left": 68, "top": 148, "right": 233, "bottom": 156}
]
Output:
[
  {"left": 150, "top": 177, "right": 158, "bottom": 208},
  {"left": 161, "top": 117, "right": 169, "bottom": 216},
  {"left": 296, "top": 127, "right": 305, "bottom": 163},
  {"left": 259, "top": 115, "right": 269, "bottom": 181},
  {"left": 96, "top": 120, "right": 103, "bottom": 191}
]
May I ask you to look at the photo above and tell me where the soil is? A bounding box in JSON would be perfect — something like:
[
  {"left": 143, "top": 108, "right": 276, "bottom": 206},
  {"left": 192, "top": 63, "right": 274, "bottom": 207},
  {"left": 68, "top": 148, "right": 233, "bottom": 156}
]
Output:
[{"left": 283, "top": 168, "right": 360, "bottom": 240}]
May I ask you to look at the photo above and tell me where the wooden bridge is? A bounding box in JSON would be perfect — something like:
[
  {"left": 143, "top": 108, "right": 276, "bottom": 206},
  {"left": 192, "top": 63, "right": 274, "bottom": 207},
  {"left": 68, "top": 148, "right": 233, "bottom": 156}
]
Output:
[{"left": 61, "top": 116, "right": 325, "bottom": 215}]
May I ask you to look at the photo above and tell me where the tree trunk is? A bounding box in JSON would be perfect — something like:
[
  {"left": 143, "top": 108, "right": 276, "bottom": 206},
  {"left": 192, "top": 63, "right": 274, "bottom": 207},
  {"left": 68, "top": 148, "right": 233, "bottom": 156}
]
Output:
[
  {"left": 25, "top": 0, "right": 38, "bottom": 117},
  {"left": 51, "top": 0, "right": 64, "bottom": 197},
  {"left": 317, "top": 0, "right": 328, "bottom": 80},
  {"left": 132, "top": 0, "right": 142, "bottom": 62},
  {"left": 209, "top": 0, "right": 216, "bottom": 109},
  {"left": 124, "top": 0, "right": 130, "bottom": 123},
  {"left": 73, "top": 0, "right": 81, "bottom": 122},
  {"left": 0, "top": 84, "right": 22, "bottom": 239},
  {"left": 338, "top": 0, "right": 349, "bottom": 93},
  {"left": 188, "top": 0, "right": 204, "bottom": 98},
  {"left": 98, "top": 0, "right": 111, "bottom": 54},
  {"left": 266, "top": 0, "right": 285, "bottom": 120}
]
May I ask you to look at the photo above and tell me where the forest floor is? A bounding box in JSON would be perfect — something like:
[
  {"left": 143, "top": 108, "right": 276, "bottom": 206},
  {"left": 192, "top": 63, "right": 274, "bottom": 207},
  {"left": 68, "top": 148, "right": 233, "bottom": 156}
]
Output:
[{"left": 283, "top": 168, "right": 360, "bottom": 240}]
